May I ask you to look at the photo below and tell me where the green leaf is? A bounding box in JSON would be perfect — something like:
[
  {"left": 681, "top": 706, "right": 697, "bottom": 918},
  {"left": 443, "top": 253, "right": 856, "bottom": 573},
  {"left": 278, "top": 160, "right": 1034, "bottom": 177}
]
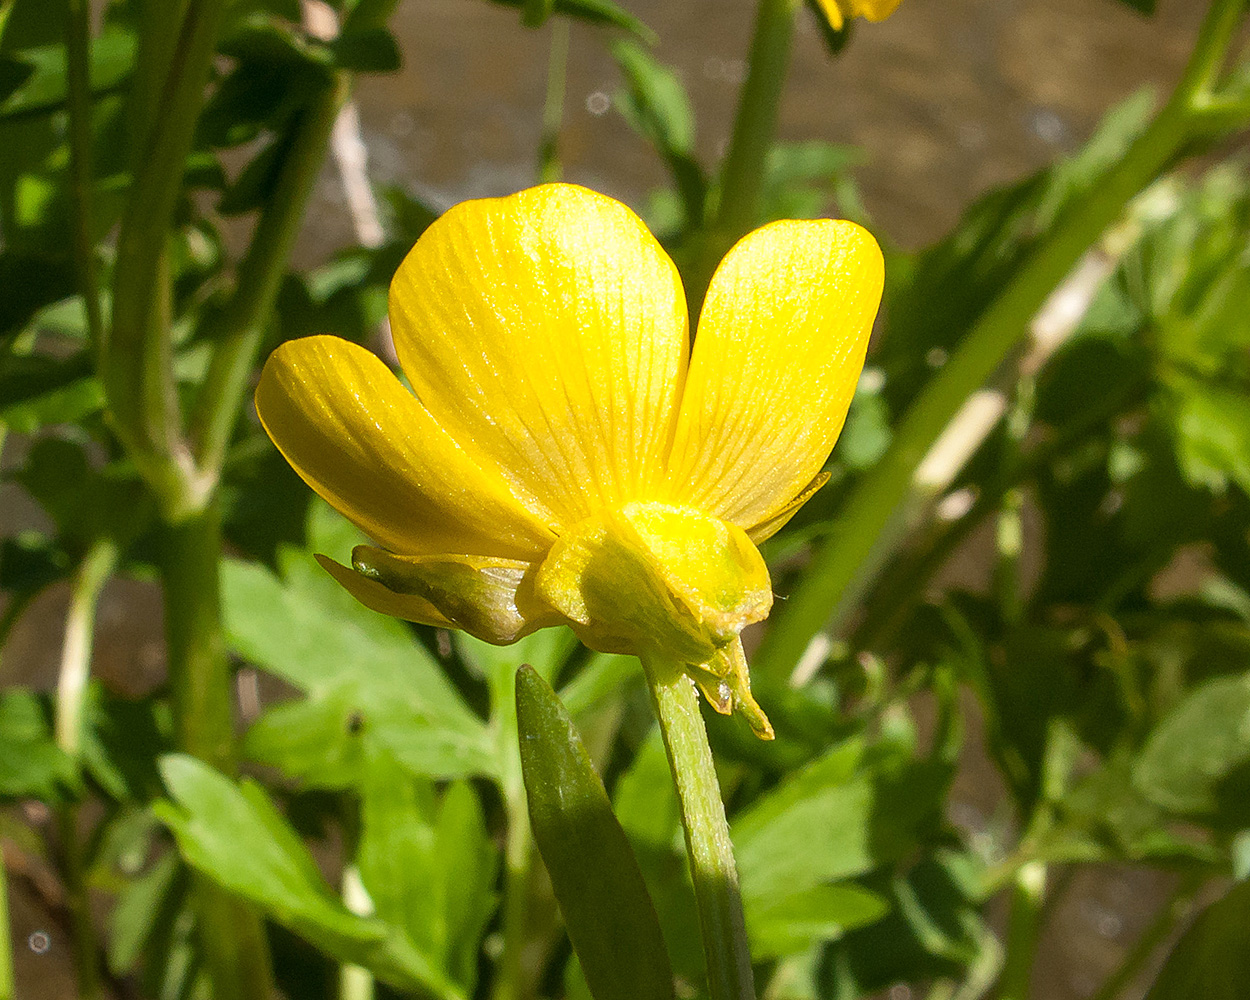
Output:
[
  {"left": 1113, "top": 0, "right": 1157, "bottom": 14},
  {"left": 0, "top": 688, "right": 78, "bottom": 801},
  {"left": 331, "top": 27, "right": 401, "bottom": 72},
  {"left": 434, "top": 781, "right": 498, "bottom": 990},
  {"left": 1134, "top": 672, "right": 1250, "bottom": 822},
  {"left": 225, "top": 535, "right": 494, "bottom": 781},
  {"left": 516, "top": 666, "right": 674, "bottom": 1000},
  {"left": 108, "top": 852, "right": 187, "bottom": 976},
  {"left": 0, "top": 27, "right": 135, "bottom": 120},
  {"left": 611, "top": 39, "right": 704, "bottom": 227},
  {"left": 746, "top": 884, "right": 889, "bottom": 960},
  {"left": 487, "top": 0, "right": 653, "bottom": 40},
  {"left": 155, "top": 754, "right": 465, "bottom": 1000},
  {"left": 1170, "top": 382, "right": 1250, "bottom": 496},
  {"left": 1147, "top": 880, "right": 1250, "bottom": 999}
]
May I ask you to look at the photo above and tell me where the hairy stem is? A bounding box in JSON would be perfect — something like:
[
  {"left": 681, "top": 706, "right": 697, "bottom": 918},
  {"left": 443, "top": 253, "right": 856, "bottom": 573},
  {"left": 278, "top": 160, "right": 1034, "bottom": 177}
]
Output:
[
  {"left": 160, "top": 501, "right": 275, "bottom": 999},
  {"left": 106, "top": 0, "right": 227, "bottom": 519},
  {"left": 643, "top": 654, "right": 754, "bottom": 1000}
]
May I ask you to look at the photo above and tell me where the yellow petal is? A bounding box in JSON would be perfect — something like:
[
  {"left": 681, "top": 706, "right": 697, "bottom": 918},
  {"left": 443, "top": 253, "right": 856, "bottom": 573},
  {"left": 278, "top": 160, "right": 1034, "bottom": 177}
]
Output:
[
  {"left": 256, "top": 335, "right": 556, "bottom": 559},
  {"left": 351, "top": 546, "right": 562, "bottom": 645},
  {"left": 814, "top": 0, "right": 902, "bottom": 29},
  {"left": 388, "top": 183, "right": 688, "bottom": 527},
  {"left": 316, "top": 554, "right": 455, "bottom": 627},
  {"left": 665, "top": 220, "right": 883, "bottom": 532},
  {"left": 747, "top": 472, "right": 830, "bottom": 544}
]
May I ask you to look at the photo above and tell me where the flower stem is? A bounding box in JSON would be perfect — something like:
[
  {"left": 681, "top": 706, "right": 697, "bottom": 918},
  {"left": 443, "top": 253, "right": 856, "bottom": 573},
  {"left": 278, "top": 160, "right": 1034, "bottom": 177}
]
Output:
[
  {"left": 159, "top": 500, "right": 275, "bottom": 999},
  {"left": 492, "top": 794, "right": 535, "bottom": 1000},
  {"left": 537, "top": 19, "right": 569, "bottom": 182},
  {"left": 687, "top": 0, "right": 801, "bottom": 312},
  {"left": 642, "top": 654, "right": 754, "bottom": 1000},
  {"left": 751, "top": 0, "right": 1250, "bottom": 683}
]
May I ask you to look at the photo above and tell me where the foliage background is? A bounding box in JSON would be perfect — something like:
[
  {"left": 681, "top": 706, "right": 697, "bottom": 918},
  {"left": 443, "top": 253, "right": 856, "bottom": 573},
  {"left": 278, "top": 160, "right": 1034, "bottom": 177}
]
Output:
[{"left": 1, "top": 1, "right": 1249, "bottom": 999}]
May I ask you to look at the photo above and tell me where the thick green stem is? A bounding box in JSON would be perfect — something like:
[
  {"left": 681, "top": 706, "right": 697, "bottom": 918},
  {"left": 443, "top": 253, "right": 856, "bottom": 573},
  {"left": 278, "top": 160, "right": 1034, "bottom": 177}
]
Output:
[
  {"left": 994, "top": 861, "right": 1046, "bottom": 1000},
  {"left": 687, "top": 0, "right": 800, "bottom": 312},
  {"left": 643, "top": 655, "right": 754, "bottom": 1000},
  {"left": 160, "top": 501, "right": 275, "bottom": 999},
  {"left": 107, "top": 0, "right": 227, "bottom": 520},
  {"left": 751, "top": 0, "right": 1250, "bottom": 682},
  {"left": 65, "top": 0, "right": 104, "bottom": 352},
  {"left": 190, "top": 73, "right": 351, "bottom": 479}
]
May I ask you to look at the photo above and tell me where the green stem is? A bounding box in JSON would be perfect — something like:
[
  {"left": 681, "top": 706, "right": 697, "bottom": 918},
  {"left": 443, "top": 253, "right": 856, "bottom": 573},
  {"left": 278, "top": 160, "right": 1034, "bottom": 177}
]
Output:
[
  {"left": 751, "top": 0, "right": 1249, "bottom": 682},
  {"left": 1088, "top": 875, "right": 1202, "bottom": 1000},
  {"left": 492, "top": 794, "right": 534, "bottom": 1000},
  {"left": 0, "top": 848, "right": 11, "bottom": 1000},
  {"left": 55, "top": 540, "right": 117, "bottom": 759},
  {"left": 189, "top": 73, "right": 351, "bottom": 479},
  {"left": 106, "top": 0, "right": 227, "bottom": 520},
  {"left": 994, "top": 861, "right": 1047, "bottom": 1000},
  {"left": 537, "top": 19, "right": 569, "bottom": 183},
  {"left": 643, "top": 654, "right": 754, "bottom": 1000},
  {"left": 65, "top": 0, "right": 104, "bottom": 352},
  {"left": 55, "top": 809, "right": 101, "bottom": 1000},
  {"left": 687, "top": 0, "right": 800, "bottom": 312},
  {"left": 160, "top": 500, "right": 275, "bottom": 999}
]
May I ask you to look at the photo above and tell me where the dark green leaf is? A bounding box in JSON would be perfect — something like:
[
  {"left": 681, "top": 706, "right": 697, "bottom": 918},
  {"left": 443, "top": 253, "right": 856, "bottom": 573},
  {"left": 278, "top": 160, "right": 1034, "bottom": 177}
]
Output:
[
  {"left": 331, "top": 26, "right": 401, "bottom": 72},
  {"left": 0, "top": 28, "right": 135, "bottom": 120},
  {"left": 108, "top": 853, "right": 188, "bottom": 976},
  {"left": 516, "top": 665, "right": 674, "bottom": 1000},
  {"left": 487, "top": 0, "right": 653, "bottom": 40},
  {"left": 1147, "top": 880, "right": 1250, "bottom": 1000},
  {"left": 1113, "top": 0, "right": 1157, "bottom": 14}
]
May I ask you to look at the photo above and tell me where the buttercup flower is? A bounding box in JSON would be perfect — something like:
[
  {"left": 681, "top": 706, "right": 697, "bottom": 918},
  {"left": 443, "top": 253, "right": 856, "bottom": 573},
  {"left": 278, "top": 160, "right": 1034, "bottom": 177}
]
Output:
[
  {"left": 813, "top": 0, "right": 903, "bottom": 30},
  {"left": 256, "top": 184, "right": 883, "bottom": 739}
]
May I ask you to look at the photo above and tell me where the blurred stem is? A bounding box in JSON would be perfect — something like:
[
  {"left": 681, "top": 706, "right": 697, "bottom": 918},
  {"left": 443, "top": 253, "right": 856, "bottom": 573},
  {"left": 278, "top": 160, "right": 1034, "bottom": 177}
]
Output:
[
  {"left": 339, "top": 865, "right": 375, "bottom": 1000},
  {"left": 687, "top": 0, "right": 801, "bottom": 312},
  {"left": 0, "top": 848, "right": 11, "bottom": 1000},
  {"left": 160, "top": 500, "right": 275, "bottom": 1000},
  {"left": 53, "top": 538, "right": 116, "bottom": 1000},
  {"left": 751, "top": 0, "right": 1249, "bottom": 683},
  {"left": 643, "top": 654, "right": 754, "bottom": 1000},
  {"left": 537, "top": 19, "right": 569, "bottom": 183},
  {"left": 65, "top": 0, "right": 104, "bottom": 351},
  {"left": 190, "top": 72, "right": 351, "bottom": 480},
  {"left": 55, "top": 539, "right": 117, "bottom": 759},
  {"left": 994, "top": 861, "right": 1047, "bottom": 1000},
  {"left": 492, "top": 792, "right": 535, "bottom": 1000},
  {"left": 106, "top": 0, "right": 227, "bottom": 521},
  {"left": 1088, "top": 875, "right": 1202, "bottom": 1000}
]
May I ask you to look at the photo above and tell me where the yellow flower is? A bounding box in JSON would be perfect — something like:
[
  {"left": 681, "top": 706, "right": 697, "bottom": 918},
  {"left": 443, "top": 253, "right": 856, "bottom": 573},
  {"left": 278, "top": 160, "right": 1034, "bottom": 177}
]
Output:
[
  {"left": 813, "top": 0, "right": 902, "bottom": 30},
  {"left": 255, "top": 184, "right": 883, "bottom": 738}
]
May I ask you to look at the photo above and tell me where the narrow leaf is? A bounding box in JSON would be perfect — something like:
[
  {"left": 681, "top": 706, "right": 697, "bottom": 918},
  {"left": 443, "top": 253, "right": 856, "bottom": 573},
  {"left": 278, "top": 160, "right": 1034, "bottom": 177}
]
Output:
[{"left": 516, "top": 665, "right": 674, "bottom": 1000}]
